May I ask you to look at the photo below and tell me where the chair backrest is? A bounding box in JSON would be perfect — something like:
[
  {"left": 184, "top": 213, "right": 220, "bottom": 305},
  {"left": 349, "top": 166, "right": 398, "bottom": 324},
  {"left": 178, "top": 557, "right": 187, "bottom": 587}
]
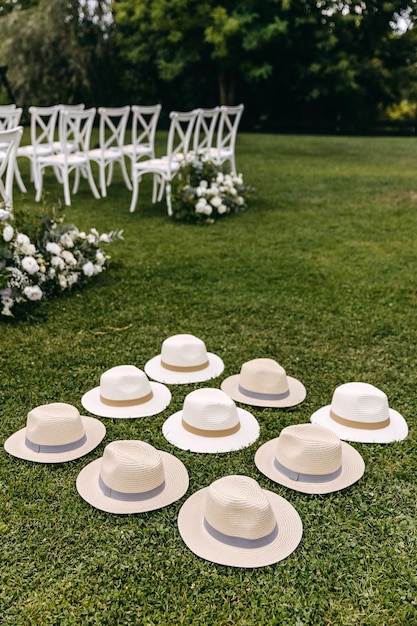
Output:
[
  {"left": 0, "top": 126, "right": 23, "bottom": 206},
  {"left": 130, "top": 104, "right": 161, "bottom": 158},
  {"left": 166, "top": 110, "right": 197, "bottom": 171},
  {"left": 216, "top": 104, "right": 244, "bottom": 154},
  {"left": 0, "top": 107, "right": 22, "bottom": 131},
  {"left": 28, "top": 105, "right": 60, "bottom": 150},
  {"left": 0, "top": 104, "right": 17, "bottom": 112},
  {"left": 58, "top": 103, "right": 85, "bottom": 111},
  {"left": 193, "top": 106, "right": 220, "bottom": 154},
  {"left": 58, "top": 108, "right": 96, "bottom": 157},
  {"left": 97, "top": 106, "right": 130, "bottom": 151}
]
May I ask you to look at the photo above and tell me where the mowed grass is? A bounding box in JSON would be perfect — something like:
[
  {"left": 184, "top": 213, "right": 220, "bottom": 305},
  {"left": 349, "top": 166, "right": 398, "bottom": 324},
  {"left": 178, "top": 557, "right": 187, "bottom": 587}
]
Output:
[{"left": 1, "top": 131, "right": 416, "bottom": 625}]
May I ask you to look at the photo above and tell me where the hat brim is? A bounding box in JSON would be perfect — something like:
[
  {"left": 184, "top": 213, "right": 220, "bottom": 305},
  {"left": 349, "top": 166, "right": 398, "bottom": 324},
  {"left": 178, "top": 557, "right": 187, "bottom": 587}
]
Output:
[
  {"left": 254, "top": 437, "right": 365, "bottom": 494},
  {"left": 76, "top": 450, "right": 189, "bottom": 514},
  {"left": 144, "top": 353, "right": 224, "bottom": 385},
  {"left": 3, "top": 416, "right": 106, "bottom": 464},
  {"left": 162, "top": 408, "right": 260, "bottom": 453},
  {"left": 178, "top": 486, "right": 302, "bottom": 568},
  {"left": 310, "top": 405, "right": 408, "bottom": 443},
  {"left": 81, "top": 382, "right": 171, "bottom": 418},
  {"left": 220, "top": 374, "right": 306, "bottom": 408}
]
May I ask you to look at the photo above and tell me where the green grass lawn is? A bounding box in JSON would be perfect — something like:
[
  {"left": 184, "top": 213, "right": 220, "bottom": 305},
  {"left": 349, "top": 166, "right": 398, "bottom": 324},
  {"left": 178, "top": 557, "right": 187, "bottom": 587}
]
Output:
[{"left": 1, "top": 131, "right": 416, "bottom": 625}]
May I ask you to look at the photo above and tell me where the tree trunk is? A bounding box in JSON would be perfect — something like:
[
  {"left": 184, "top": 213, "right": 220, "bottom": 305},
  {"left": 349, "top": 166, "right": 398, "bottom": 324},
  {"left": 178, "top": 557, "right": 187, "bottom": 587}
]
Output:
[{"left": 218, "top": 71, "right": 236, "bottom": 105}]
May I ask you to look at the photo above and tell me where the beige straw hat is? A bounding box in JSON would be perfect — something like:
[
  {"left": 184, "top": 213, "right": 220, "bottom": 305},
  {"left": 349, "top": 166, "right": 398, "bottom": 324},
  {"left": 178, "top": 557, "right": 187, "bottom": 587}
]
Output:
[
  {"left": 221, "top": 358, "right": 306, "bottom": 408},
  {"left": 162, "top": 387, "right": 260, "bottom": 453},
  {"left": 81, "top": 365, "right": 171, "bottom": 418},
  {"left": 178, "top": 475, "right": 303, "bottom": 568},
  {"left": 144, "top": 334, "right": 224, "bottom": 384},
  {"left": 4, "top": 402, "right": 106, "bottom": 463},
  {"left": 255, "top": 423, "right": 365, "bottom": 494},
  {"left": 310, "top": 382, "right": 408, "bottom": 443},
  {"left": 76, "top": 440, "right": 189, "bottom": 514}
]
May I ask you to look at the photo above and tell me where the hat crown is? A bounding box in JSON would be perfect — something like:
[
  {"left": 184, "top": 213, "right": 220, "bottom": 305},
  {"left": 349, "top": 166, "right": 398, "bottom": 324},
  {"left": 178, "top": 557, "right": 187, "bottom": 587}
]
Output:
[
  {"left": 331, "top": 382, "right": 389, "bottom": 424},
  {"left": 100, "top": 365, "right": 152, "bottom": 402},
  {"left": 276, "top": 424, "right": 342, "bottom": 475},
  {"left": 26, "top": 402, "right": 85, "bottom": 445},
  {"left": 205, "top": 475, "right": 276, "bottom": 540},
  {"left": 100, "top": 441, "right": 165, "bottom": 494},
  {"left": 240, "top": 358, "right": 288, "bottom": 394},
  {"left": 161, "top": 334, "right": 208, "bottom": 368},
  {"left": 182, "top": 388, "right": 239, "bottom": 432}
]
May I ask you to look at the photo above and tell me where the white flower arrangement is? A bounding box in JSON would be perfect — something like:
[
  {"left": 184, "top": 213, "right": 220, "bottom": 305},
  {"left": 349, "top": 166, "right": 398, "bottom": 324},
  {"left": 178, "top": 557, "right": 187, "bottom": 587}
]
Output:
[
  {"left": 0, "top": 204, "right": 123, "bottom": 318},
  {"left": 171, "top": 154, "right": 253, "bottom": 224}
]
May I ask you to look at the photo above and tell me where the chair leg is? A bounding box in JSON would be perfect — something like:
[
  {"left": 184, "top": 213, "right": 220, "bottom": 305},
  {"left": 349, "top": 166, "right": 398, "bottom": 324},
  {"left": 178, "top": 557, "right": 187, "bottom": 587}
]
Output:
[
  {"left": 129, "top": 176, "right": 140, "bottom": 213},
  {"left": 85, "top": 163, "right": 101, "bottom": 200},
  {"left": 99, "top": 163, "right": 107, "bottom": 197},
  {"left": 62, "top": 172, "right": 72, "bottom": 206},
  {"left": 166, "top": 182, "right": 173, "bottom": 216},
  {"left": 14, "top": 163, "right": 27, "bottom": 193},
  {"left": 120, "top": 158, "right": 132, "bottom": 191}
]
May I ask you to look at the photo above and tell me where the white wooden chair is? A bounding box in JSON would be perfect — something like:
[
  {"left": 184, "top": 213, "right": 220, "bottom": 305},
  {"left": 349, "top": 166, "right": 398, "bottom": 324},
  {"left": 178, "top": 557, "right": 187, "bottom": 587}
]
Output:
[
  {"left": 88, "top": 105, "right": 132, "bottom": 197},
  {"left": 17, "top": 105, "right": 60, "bottom": 192},
  {"left": 129, "top": 110, "right": 197, "bottom": 215},
  {"left": 193, "top": 106, "right": 220, "bottom": 158},
  {"left": 122, "top": 104, "right": 161, "bottom": 177},
  {"left": 0, "top": 126, "right": 23, "bottom": 207},
  {"left": 0, "top": 107, "right": 26, "bottom": 192},
  {"left": 207, "top": 104, "right": 244, "bottom": 174},
  {"left": 36, "top": 108, "right": 100, "bottom": 206}
]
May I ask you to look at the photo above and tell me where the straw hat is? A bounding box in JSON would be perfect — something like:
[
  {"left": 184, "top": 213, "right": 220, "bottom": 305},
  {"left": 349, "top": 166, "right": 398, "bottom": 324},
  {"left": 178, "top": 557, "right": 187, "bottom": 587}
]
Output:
[
  {"left": 81, "top": 365, "right": 171, "bottom": 418},
  {"left": 162, "top": 387, "right": 260, "bottom": 453},
  {"left": 76, "top": 440, "right": 189, "bottom": 514},
  {"left": 221, "top": 358, "right": 306, "bottom": 408},
  {"left": 310, "top": 382, "right": 408, "bottom": 443},
  {"left": 178, "top": 475, "right": 303, "bottom": 568},
  {"left": 4, "top": 402, "right": 106, "bottom": 463},
  {"left": 255, "top": 423, "right": 365, "bottom": 494},
  {"left": 144, "top": 334, "right": 224, "bottom": 384}
]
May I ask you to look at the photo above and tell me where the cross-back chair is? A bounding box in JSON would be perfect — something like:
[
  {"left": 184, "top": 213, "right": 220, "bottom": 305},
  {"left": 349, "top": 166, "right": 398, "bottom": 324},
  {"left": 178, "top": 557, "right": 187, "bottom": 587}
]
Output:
[
  {"left": 36, "top": 107, "right": 100, "bottom": 206},
  {"left": 122, "top": 104, "right": 161, "bottom": 177},
  {"left": 129, "top": 110, "right": 197, "bottom": 215},
  {"left": 0, "top": 126, "right": 23, "bottom": 208},
  {"left": 0, "top": 107, "right": 26, "bottom": 192},
  {"left": 207, "top": 104, "right": 244, "bottom": 174},
  {"left": 193, "top": 106, "right": 220, "bottom": 158},
  {"left": 88, "top": 105, "right": 132, "bottom": 197}
]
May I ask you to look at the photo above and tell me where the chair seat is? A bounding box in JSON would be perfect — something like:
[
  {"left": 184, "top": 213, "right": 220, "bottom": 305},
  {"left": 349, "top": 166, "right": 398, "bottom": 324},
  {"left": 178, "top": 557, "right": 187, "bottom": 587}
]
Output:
[
  {"left": 133, "top": 158, "right": 181, "bottom": 174},
  {"left": 88, "top": 147, "right": 124, "bottom": 160},
  {"left": 39, "top": 152, "right": 87, "bottom": 166},
  {"left": 122, "top": 143, "right": 152, "bottom": 156},
  {"left": 17, "top": 143, "right": 54, "bottom": 157}
]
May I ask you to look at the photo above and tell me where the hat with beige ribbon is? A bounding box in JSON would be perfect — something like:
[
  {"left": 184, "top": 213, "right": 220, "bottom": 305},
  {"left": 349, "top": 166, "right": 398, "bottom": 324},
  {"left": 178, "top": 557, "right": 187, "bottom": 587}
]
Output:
[
  {"left": 255, "top": 423, "right": 365, "bottom": 494},
  {"left": 144, "top": 334, "right": 224, "bottom": 384},
  {"left": 310, "top": 382, "right": 408, "bottom": 443},
  {"left": 76, "top": 440, "right": 189, "bottom": 514},
  {"left": 4, "top": 402, "right": 106, "bottom": 463},
  {"left": 177, "top": 474, "right": 303, "bottom": 567},
  {"left": 162, "top": 387, "right": 260, "bottom": 453},
  {"left": 81, "top": 365, "right": 171, "bottom": 418},
  {"left": 221, "top": 358, "right": 306, "bottom": 408}
]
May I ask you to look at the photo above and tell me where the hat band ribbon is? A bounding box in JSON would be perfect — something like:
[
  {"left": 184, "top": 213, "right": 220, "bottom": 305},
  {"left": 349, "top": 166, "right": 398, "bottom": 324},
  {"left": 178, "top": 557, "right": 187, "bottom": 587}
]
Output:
[
  {"left": 25, "top": 434, "right": 87, "bottom": 454},
  {"left": 161, "top": 359, "right": 209, "bottom": 372},
  {"left": 100, "top": 390, "right": 154, "bottom": 407},
  {"left": 238, "top": 385, "right": 290, "bottom": 401},
  {"left": 204, "top": 517, "right": 278, "bottom": 549},
  {"left": 274, "top": 458, "right": 342, "bottom": 483},
  {"left": 99, "top": 475, "right": 166, "bottom": 501},
  {"left": 181, "top": 418, "right": 240, "bottom": 437},
  {"left": 330, "top": 410, "right": 390, "bottom": 430}
]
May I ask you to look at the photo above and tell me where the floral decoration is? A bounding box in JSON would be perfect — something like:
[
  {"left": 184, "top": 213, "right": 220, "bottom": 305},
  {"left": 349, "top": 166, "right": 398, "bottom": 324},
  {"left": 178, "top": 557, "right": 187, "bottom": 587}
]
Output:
[
  {"left": 171, "top": 154, "right": 254, "bottom": 224},
  {"left": 0, "top": 203, "right": 123, "bottom": 318}
]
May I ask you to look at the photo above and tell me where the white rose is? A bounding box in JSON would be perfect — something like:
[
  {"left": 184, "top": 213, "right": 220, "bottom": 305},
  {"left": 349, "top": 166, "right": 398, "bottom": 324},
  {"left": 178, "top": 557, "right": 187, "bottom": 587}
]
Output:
[
  {"left": 216, "top": 172, "right": 224, "bottom": 183},
  {"left": 21, "top": 256, "right": 40, "bottom": 275},
  {"left": 99, "top": 233, "right": 110, "bottom": 243},
  {"left": 67, "top": 272, "right": 78, "bottom": 286},
  {"left": 16, "top": 234, "right": 36, "bottom": 256},
  {"left": 0, "top": 208, "right": 13, "bottom": 221},
  {"left": 195, "top": 198, "right": 208, "bottom": 214},
  {"left": 210, "top": 196, "right": 222, "bottom": 207},
  {"left": 58, "top": 274, "right": 68, "bottom": 289},
  {"left": 46, "top": 242, "right": 62, "bottom": 256},
  {"left": 96, "top": 250, "right": 106, "bottom": 265},
  {"left": 61, "top": 250, "right": 77, "bottom": 266},
  {"left": 60, "top": 233, "right": 74, "bottom": 248},
  {"left": 86, "top": 234, "right": 96, "bottom": 244},
  {"left": 218, "top": 204, "right": 227, "bottom": 214},
  {"left": 3, "top": 224, "right": 14, "bottom": 242},
  {"left": 23, "top": 285, "right": 43, "bottom": 301},
  {"left": 203, "top": 204, "right": 213, "bottom": 216},
  {"left": 234, "top": 175, "right": 243, "bottom": 186},
  {"left": 199, "top": 180, "right": 208, "bottom": 190},
  {"left": 82, "top": 261, "right": 94, "bottom": 277},
  {"left": 51, "top": 256, "right": 65, "bottom": 270}
]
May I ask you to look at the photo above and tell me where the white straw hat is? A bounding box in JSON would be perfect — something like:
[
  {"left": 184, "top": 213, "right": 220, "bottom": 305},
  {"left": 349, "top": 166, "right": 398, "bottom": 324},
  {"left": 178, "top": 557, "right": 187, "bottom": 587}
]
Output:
[
  {"left": 221, "top": 358, "right": 306, "bottom": 408},
  {"left": 255, "top": 423, "right": 365, "bottom": 494},
  {"left": 76, "top": 440, "right": 189, "bottom": 514},
  {"left": 162, "top": 387, "right": 260, "bottom": 453},
  {"left": 144, "top": 334, "right": 224, "bottom": 384},
  {"left": 81, "top": 365, "right": 171, "bottom": 418},
  {"left": 178, "top": 475, "right": 303, "bottom": 568},
  {"left": 310, "top": 382, "right": 408, "bottom": 443},
  {"left": 4, "top": 402, "right": 106, "bottom": 463}
]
